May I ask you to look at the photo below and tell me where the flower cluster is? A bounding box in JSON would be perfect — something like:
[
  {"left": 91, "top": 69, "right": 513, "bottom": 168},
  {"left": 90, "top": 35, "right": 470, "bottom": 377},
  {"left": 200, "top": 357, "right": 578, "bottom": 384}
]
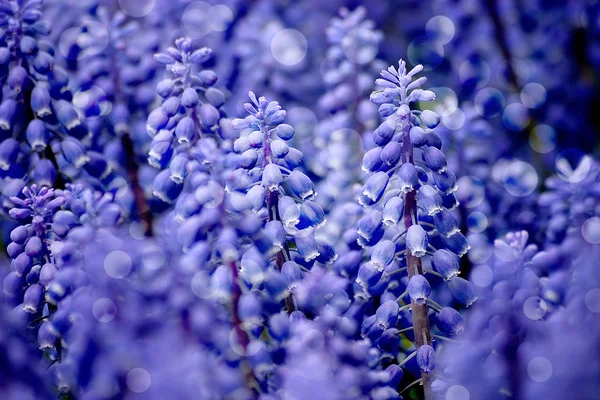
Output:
[
  {"left": 351, "top": 59, "right": 476, "bottom": 396},
  {"left": 0, "top": 2, "right": 598, "bottom": 400},
  {"left": 148, "top": 37, "right": 231, "bottom": 205}
]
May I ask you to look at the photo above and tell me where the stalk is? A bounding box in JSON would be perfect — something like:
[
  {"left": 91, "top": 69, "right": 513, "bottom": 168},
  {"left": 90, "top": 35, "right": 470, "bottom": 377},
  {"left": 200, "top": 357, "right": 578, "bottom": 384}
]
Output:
[
  {"left": 401, "top": 120, "right": 434, "bottom": 400},
  {"left": 261, "top": 124, "right": 296, "bottom": 313}
]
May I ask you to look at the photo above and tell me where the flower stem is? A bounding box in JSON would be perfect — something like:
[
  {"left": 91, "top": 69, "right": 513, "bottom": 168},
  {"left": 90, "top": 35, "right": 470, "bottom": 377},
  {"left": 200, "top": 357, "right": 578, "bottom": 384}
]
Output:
[
  {"left": 261, "top": 124, "right": 296, "bottom": 314},
  {"left": 402, "top": 121, "right": 434, "bottom": 400},
  {"left": 121, "top": 132, "right": 153, "bottom": 236}
]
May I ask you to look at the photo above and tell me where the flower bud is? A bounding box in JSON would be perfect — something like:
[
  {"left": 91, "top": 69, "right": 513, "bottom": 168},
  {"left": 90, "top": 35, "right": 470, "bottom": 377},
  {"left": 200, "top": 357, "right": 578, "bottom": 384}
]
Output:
[
  {"left": 371, "top": 240, "right": 395, "bottom": 270},
  {"left": 410, "top": 126, "right": 427, "bottom": 147},
  {"left": 298, "top": 200, "right": 325, "bottom": 229},
  {"left": 448, "top": 277, "right": 477, "bottom": 307},
  {"left": 432, "top": 249, "right": 460, "bottom": 281},
  {"left": 25, "top": 236, "right": 43, "bottom": 257},
  {"left": 357, "top": 262, "right": 383, "bottom": 290},
  {"left": 0, "top": 138, "right": 20, "bottom": 170},
  {"left": 442, "top": 231, "right": 470, "bottom": 257},
  {"left": 10, "top": 226, "right": 30, "bottom": 245},
  {"left": 420, "top": 110, "right": 440, "bottom": 129},
  {"left": 262, "top": 163, "right": 283, "bottom": 191},
  {"left": 161, "top": 96, "right": 181, "bottom": 117},
  {"left": 32, "top": 159, "right": 56, "bottom": 187},
  {"left": 376, "top": 300, "right": 399, "bottom": 329},
  {"left": 198, "top": 70, "right": 218, "bottom": 86},
  {"left": 418, "top": 185, "right": 443, "bottom": 216},
  {"left": 153, "top": 169, "right": 183, "bottom": 203},
  {"left": 383, "top": 196, "right": 404, "bottom": 226},
  {"left": 23, "top": 284, "right": 44, "bottom": 313},
  {"left": 423, "top": 146, "right": 447, "bottom": 173},
  {"left": 156, "top": 79, "right": 174, "bottom": 98},
  {"left": 437, "top": 307, "right": 465, "bottom": 336},
  {"left": 433, "top": 170, "right": 457, "bottom": 193},
  {"left": 284, "top": 148, "right": 303, "bottom": 169},
  {"left": 275, "top": 124, "right": 295, "bottom": 140},
  {"left": 295, "top": 228, "right": 319, "bottom": 262},
  {"left": 408, "top": 274, "right": 431, "bottom": 304},
  {"left": 360, "top": 172, "right": 389, "bottom": 205},
  {"left": 433, "top": 208, "right": 459, "bottom": 237},
  {"left": 26, "top": 120, "right": 49, "bottom": 151},
  {"left": 362, "top": 147, "right": 383, "bottom": 173},
  {"left": 358, "top": 210, "right": 383, "bottom": 241},
  {"left": 398, "top": 163, "right": 418, "bottom": 192},
  {"left": 288, "top": 170, "right": 315, "bottom": 200},
  {"left": 199, "top": 104, "right": 220, "bottom": 128},
  {"left": 316, "top": 239, "right": 337, "bottom": 265},
  {"left": 416, "top": 344, "right": 435, "bottom": 373},
  {"left": 146, "top": 108, "right": 169, "bottom": 136},
  {"left": 380, "top": 141, "right": 401, "bottom": 167},
  {"left": 175, "top": 117, "right": 195, "bottom": 144},
  {"left": 31, "top": 86, "right": 52, "bottom": 118},
  {"left": 406, "top": 225, "right": 428, "bottom": 257},
  {"left": 409, "top": 89, "right": 436, "bottom": 102}
]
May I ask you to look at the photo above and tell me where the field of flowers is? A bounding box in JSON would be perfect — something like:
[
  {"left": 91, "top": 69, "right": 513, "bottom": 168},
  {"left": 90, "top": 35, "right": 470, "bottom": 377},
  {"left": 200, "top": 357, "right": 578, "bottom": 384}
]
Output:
[{"left": 0, "top": 1, "right": 599, "bottom": 399}]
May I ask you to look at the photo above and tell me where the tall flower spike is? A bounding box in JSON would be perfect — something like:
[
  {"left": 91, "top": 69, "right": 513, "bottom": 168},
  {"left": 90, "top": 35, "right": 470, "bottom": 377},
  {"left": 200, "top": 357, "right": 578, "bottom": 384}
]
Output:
[
  {"left": 0, "top": 0, "right": 78, "bottom": 192},
  {"left": 356, "top": 59, "right": 474, "bottom": 399},
  {"left": 149, "top": 37, "right": 229, "bottom": 205},
  {"left": 233, "top": 92, "right": 334, "bottom": 312}
]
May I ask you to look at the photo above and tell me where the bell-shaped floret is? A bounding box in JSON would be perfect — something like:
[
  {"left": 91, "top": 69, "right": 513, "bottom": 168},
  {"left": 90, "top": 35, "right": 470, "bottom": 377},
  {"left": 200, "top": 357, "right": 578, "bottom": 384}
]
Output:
[
  {"left": 416, "top": 344, "right": 436, "bottom": 373},
  {"left": 262, "top": 163, "right": 283, "bottom": 191},
  {"left": 418, "top": 185, "right": 443, "bottom": 216},
  {"left": 448, "top": 277, "right": 477, "bottom": 307},
  {"left": 375, "top": 300, "right": 399, "bottom": 329},
  {"left": 398, "top": 163, "right": 418, "bottom": 193},
  {"left": 383, "top": 196, "right": 404, "bottom": 226},
  {"left": 360, "top": 172, "right": 389, "bottom": 205},
  {"left": 288, "top": 170, "right": 315, "bottom": 200},
  {"left": 432, "top": 249, "right": 460, "bottom": 281},
  {"left": 408, "top": 274, "right": 431, "bottom": 304},
  {"left": 422, "top": 146, "right": 447, "bottom": 173},
  {"left": 437, "top": 307, "right": 465, "bottom": 336},
  {"left": 370, "top": 240, "right": 396, "bottom": 270},
  {"left": 362, "top": 147, "right": 383, "bottom": 173},
  {"left": 420, "top": 110, "right": 440, "bottom": 129},
  {"left": 433, "top": 208, "right": 460, "bottom": 237},
  {"left": 406, "top": 224, "right": 428, "bottom": 257}
]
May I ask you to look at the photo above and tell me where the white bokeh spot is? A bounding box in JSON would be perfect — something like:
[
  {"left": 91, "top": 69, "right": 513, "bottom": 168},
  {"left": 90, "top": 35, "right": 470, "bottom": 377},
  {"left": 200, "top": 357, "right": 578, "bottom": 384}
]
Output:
[
  {"left": 92, "top": 298, "right": 117, "bottom": 323},
  {"left": 118, "top": 0, "right": 156, "bottom": 18},
  {"left": 271, "top": 29, "right": 308, "bottom": 66},
  {"left": 104, "top": 250, "right": 132, "bottom": 279},
  {"left": 527, "top": 357, "right": 552, "bottom": 383},
  {"left": 126, "top": 368, "right": 152, "bottom": 393}
]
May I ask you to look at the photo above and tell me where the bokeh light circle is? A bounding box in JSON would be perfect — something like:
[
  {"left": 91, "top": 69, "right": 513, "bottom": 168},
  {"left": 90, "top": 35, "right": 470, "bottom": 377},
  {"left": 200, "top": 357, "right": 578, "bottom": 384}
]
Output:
[
  {"left": 520, "top": 82, "right": 547, "bottom": 109},
  {"left": 529, "top": 124, "right": 556, "bottom": 154},
  {"left": 104, "top": 250, "right": 132, "bottom": 279},
  {"left": 271, "top": 29, "right": 308, "bottom": 66},
  {"left": 126, "top": 368, "right": 152, "bottom": 393},
  {"left": 92, "top": 298, "right": 117, "bottom": 323},
  {"left": 118, "top": 0, "right": 156, "bottom": 17},
  {"left": 582, "top": 217, "right": 600, "bottom": 244},
  {"left": 527, "top": 357, "right": 553, "bottom": 383},
  {"left": 500, "top": 160, "right": 538, "bottom": 197},
  {"left": 426, "top": 15, "right": 455, "bottom": 45},
  {"left": 342, "top": 28, "right": 379, "bottom": 64},
  {"left": 474, "top": 88, "right": 505, "bottom": 118},
  {"left": 182, "top": 2, "right": 212, "bottom": 38}
]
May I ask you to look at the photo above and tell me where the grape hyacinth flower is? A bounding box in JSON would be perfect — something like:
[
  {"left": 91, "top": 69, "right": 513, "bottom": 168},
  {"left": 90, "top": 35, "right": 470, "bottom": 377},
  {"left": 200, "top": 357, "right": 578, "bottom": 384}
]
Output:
[
  {"left": 233, "top": 92, "right": 335, "bottom": 310},
  {"left": 357, "top": 59, "right": 475, "bottom": 398},
  {"left": 148, "top": 37, "right": 230, "bottom": 205}
]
